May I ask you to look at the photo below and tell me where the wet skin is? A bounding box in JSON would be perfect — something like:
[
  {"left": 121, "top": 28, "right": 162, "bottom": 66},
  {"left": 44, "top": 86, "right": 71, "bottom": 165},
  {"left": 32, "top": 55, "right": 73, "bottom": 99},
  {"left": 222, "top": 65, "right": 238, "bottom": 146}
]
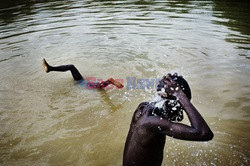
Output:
[{"left": 123, "top": 75, "right": 214, "bottom": 166}]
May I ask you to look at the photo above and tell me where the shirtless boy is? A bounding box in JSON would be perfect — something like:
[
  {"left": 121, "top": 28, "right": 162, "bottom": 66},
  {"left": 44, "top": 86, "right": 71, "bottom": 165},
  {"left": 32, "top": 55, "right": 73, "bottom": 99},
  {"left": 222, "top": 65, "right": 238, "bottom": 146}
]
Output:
[{"left": 123, "top": 73, "right": 213, "bottom": 166}]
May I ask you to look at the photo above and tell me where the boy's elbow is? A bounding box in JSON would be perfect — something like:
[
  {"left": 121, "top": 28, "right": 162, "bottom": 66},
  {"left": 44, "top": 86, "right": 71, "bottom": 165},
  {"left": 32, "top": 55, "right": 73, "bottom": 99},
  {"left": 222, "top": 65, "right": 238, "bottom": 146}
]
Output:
[{"left": 201, "top": 130, "right": 214, "bottom": 141}]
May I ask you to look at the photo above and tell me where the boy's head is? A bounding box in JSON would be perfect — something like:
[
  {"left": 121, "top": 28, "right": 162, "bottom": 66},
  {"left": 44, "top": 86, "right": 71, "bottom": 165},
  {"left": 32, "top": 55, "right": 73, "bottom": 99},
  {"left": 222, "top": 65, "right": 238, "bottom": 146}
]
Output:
[
  {"left": 157, "top": 73, "right": 192, "bottom": 100},
  {"left": 153, "top": 73, "right": 192, "bottom": 121}
]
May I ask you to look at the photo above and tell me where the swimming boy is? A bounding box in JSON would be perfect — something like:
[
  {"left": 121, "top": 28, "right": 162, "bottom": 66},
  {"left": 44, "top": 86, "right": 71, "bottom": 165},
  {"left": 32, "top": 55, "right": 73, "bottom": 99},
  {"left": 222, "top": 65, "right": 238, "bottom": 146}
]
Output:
[
  {"left": 42, "top": 59, "right": 123, "bottom": 89},
  {"left": 123, "top": 73, "right": 213, "bottom": 166}
]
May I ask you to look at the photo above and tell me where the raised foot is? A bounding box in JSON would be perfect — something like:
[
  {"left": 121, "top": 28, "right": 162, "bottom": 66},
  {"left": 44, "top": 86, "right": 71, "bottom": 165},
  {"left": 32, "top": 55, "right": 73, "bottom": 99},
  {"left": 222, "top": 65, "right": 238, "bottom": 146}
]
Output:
[{"left": 42, "top": 58, "right": 50, "bottom": 73}]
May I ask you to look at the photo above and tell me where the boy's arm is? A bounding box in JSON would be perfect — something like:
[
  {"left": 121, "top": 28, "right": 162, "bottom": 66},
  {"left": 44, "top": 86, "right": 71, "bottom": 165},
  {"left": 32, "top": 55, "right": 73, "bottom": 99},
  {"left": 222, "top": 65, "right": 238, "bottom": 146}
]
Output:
[
  {"left": 88, "top": 78, "right": 124, "bottom": 89},
  {"left": 146, "top": 76, "right": 213, "bottom": 141}
]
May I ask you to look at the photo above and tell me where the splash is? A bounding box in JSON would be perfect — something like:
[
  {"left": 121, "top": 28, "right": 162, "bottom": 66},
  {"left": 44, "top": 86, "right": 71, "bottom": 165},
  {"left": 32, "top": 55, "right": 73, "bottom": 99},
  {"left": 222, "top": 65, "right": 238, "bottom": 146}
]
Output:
[
  {"left": 149, "top": 93, "right": 184, "bottom": 121},
  {"left": 151, "top": 94, "right": 167, "bottom": 109}
]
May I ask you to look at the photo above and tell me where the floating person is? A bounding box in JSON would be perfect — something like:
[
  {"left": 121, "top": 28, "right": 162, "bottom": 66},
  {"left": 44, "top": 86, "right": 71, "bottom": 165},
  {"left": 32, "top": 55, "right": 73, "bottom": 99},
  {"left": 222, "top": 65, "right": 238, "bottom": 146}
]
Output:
[
  {"left": 123, "top": 73, "right": 213, "bottom": 166},
  {"left": 42, "top": 58, "right": 124, "bottom": 89}
]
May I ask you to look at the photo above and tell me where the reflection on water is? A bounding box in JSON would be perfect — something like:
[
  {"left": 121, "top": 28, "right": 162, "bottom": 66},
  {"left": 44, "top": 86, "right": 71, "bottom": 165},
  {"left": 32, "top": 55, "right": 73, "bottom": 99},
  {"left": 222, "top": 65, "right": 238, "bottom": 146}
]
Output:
[
  {"left": 213, "top": 0, "right": 250, "bottom": 49},
  {"left": 0, "top": 0, "right": 250, "bottom": 165}
]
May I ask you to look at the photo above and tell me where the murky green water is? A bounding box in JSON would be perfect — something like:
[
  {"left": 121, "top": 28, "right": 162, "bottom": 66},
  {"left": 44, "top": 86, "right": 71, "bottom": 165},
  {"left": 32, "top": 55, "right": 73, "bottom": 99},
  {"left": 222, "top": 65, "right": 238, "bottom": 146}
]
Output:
[{"left": 0, "top": 0, "right": 250, "bottom": 165}]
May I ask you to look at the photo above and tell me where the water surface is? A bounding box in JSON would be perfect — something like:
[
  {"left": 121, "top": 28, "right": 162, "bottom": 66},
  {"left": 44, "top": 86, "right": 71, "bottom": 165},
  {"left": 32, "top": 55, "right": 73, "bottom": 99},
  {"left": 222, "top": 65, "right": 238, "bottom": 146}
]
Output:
[{"left": 0, "top": 0, "right": 250, "bottom": 165}]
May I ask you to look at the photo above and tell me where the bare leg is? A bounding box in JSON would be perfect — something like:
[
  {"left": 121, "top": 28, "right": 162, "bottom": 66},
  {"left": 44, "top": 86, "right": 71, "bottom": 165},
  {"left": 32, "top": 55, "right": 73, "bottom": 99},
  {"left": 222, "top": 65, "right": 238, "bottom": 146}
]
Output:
[{"left": 42, "top": 59, "right": 83, "bottom": 81}]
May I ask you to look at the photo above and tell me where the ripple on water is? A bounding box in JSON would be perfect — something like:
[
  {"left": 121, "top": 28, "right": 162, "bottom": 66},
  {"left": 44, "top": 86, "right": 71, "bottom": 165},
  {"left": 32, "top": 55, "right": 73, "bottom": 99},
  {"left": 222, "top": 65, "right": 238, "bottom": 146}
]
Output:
[{"left": 0, "top": 0, "right": 250, "bottom": 165}]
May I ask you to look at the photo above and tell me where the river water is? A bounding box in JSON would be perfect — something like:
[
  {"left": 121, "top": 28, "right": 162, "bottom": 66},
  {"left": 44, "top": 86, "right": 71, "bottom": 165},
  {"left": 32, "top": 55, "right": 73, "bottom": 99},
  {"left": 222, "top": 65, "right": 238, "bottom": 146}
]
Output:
[{"left": 0, "top": 0, "right": 249, "bottom": 165}]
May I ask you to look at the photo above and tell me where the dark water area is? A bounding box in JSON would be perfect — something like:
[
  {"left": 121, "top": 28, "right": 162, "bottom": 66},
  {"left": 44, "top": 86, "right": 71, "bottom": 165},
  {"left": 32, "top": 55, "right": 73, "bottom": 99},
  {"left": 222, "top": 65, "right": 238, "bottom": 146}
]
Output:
[{"left": 0, "top": 0, "right": 250, "bottom": 165}]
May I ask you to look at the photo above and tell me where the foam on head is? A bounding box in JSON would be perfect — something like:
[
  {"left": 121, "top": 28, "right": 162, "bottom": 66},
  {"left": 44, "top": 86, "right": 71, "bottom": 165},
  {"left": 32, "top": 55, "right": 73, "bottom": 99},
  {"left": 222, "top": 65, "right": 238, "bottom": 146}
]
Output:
[{"left": 150, "top": 73, "right": 192, "bottom": 121}]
